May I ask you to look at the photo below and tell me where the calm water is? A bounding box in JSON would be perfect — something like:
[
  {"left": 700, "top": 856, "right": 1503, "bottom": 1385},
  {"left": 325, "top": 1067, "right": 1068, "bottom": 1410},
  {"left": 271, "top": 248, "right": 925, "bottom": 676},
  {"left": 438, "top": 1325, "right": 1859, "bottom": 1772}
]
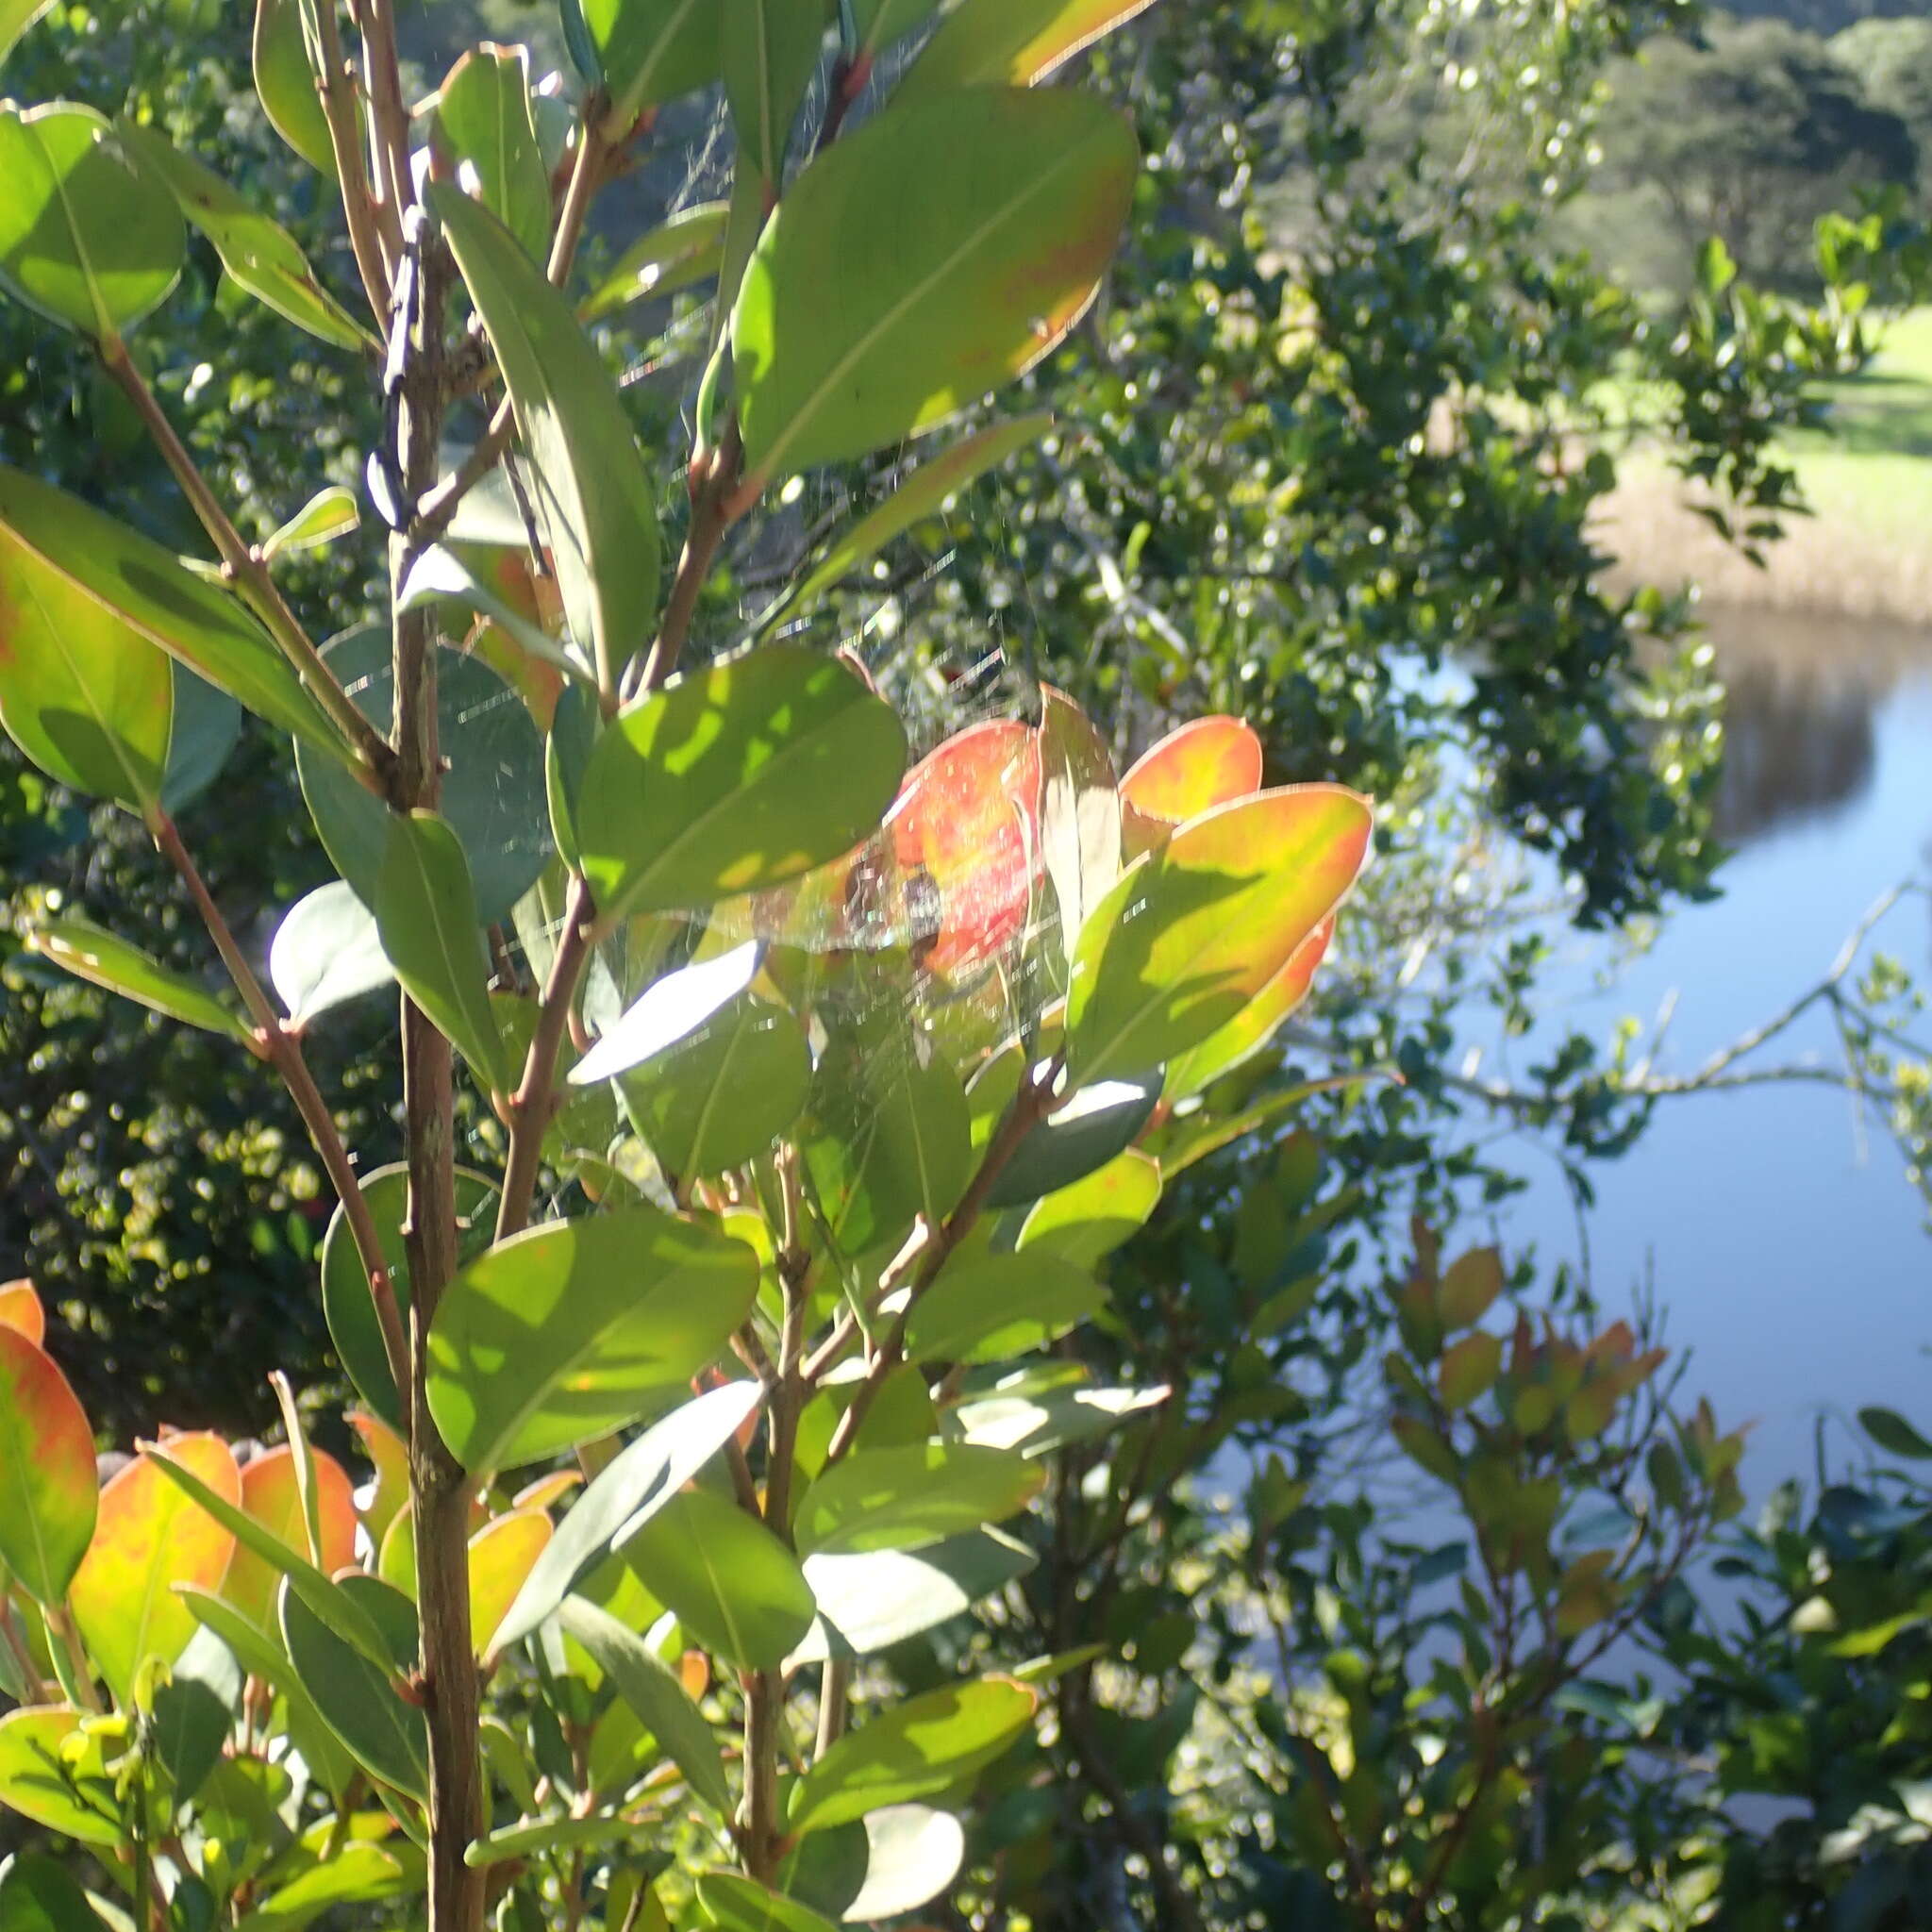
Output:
[{"left": 1498, "top": 607, "right": 1932, "bottom": 1492}]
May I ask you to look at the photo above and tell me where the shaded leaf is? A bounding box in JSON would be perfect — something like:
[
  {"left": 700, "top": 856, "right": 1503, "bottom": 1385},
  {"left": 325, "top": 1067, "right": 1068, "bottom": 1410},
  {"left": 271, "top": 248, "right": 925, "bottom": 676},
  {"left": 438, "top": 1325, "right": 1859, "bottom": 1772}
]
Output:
[
  {"left": 279, "top": 1578, "right": 427, "bottom": 1801},
  {"left": 253, "top": 0, "right": 337, "bottom": 174},
  {"left": 0, "top": 1851, "right": 110, "bottom": 1932},
  {"left": 26, "top": 918, "right": 248, "bottom": 1041},
  {"left": 436, "top": 44, "right": 550, "bottom": 262},
  {"left": 268, "top": 880, "right": 394, "bottom": 1026},
  {"left": 723, "top": 0, "right": 824, "bottom": 182},
  {"left": 581, "top": 199, "right": 728, "bottom": 322}
]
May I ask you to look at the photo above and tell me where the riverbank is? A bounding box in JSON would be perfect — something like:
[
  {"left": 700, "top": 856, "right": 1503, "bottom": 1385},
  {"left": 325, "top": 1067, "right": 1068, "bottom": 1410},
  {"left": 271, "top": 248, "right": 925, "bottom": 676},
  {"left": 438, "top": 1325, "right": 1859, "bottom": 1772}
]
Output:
[{"left": 1601, "top": 308, "right": 1932, "bottom": 625}]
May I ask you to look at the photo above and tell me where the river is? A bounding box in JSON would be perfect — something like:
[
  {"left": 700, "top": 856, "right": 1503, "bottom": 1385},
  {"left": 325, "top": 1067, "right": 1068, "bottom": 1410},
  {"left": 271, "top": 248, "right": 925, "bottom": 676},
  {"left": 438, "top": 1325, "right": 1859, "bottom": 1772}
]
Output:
[{"left": 1496, "top": 605, "right": 1932, "bottom": 1493}]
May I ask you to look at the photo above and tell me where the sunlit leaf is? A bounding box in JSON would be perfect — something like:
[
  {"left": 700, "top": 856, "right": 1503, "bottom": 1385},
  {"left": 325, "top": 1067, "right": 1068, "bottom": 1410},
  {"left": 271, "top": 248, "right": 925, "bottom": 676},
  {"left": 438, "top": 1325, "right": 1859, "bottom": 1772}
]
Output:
[
  {"left": 569, "top": 0, "right": 720, "bottom": 122},
  {"left": 794, "top": 1443, "right": 1043, "bottom": 1555},
  {"left": 219, "top": 1443, "right": 358, "bottom": 1628},
  {"left": 905, "top": 1251, "right": 1101, "bottom": 1364},
  {"left": 0, "top": 0, "right": 55, "bottom": 66},
  {"left": 696, "top": 1874, "right": 838, "bottom": 1932},
  {"left": 436, "top": 44, "right": 551, "bottom": 262},
  {"left": 231, "top": 1842, "right": 415, "bottom": 1928},
  {"left": 0, "top": 1707, "right": 119, "bottom": 1846},
  {"left": 253, "top": 0, "right": 337, "bottom": 174},
  {"left": 781, "top": 1804, "right": 964, "bottom": 1923},
  {"left": 0, "top": 1328, "right": 96, "bottom": 1605},
  {"left": 731, "top": 87, "right": 1137, "bottom": 484},
  {"left": 268, "top": 880, "right": 394, "bottom": 1027},
  {"left": 1016, "top": 1148, "right": 1161, "bottom": 1269},
  {"left": 724, "top": 0, "right": 823, "bottom": 182},
  {"left": 898, "top": 0, "right": 1158, "bottom": 94},
  {"left": 580, "top": 200, "right": 728, "bottom": 322},
  {"left": 1119, "top": 715, "right": 1262, "bottom": 855},
  {"left": 1161, "top": 919, "right": 1332, "bottom": 1103},
  {"left": 469, "top": 1508, "right": 553, "bottom": 1657},
  {"left": 952, "top": 1383, "right": 1167, "bottom": 1458},
  {"left": 27, "top": 919, "right": 250, "bottom": 1041},
  {"left": 0, "top": 1278, "right": 43, "bottom": 1346}
]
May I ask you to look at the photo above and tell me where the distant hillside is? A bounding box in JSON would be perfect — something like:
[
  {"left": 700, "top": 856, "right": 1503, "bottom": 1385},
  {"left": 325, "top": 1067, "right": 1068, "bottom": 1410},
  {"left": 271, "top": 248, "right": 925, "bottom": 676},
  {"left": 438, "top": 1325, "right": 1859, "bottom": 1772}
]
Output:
[{"left": 1728, "top": 0, "right": 1927, "bottom": 25}]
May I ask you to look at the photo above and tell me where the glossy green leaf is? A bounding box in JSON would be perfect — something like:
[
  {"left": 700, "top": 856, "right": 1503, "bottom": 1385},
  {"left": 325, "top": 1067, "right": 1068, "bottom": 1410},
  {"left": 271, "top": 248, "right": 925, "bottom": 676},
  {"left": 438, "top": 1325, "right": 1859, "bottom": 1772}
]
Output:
[
  {"left": 789, "top": 1677, "right": 1035, "bottom": 1835},
  {"left": 577, "top": 644, "right": 907, "bottom": 921},
  {"left": 0, "top": 1327, "right": 96, "bottom": 1605},
  {"left": 268, "top": 881, "right": 394, "bottom": 1027},
  {"left": 151, "top": 1623, "right": 242, "bottom": 1805},
  {"left": 984, "top": 1068, "right": 1160, "bottom": 1209},
  {"left": 576, "top": 941, "right": 762, "bottom": 1084},
  {"left": 557, "top": 1596, "right": 732, "bottom": 1814},
  {"left": 28, "top": 919, "right": 250, "bottom": 1041},
  {"left": 1039, "top": 681, "right": 1121, "bottom": 970},
  {"left": 779, "top": 1803, "right": 964, "bottom": 1923},
  {"left": 375, "top": 809, "right": 513, "bottom": 1092},
  {"left": 795, "top": 1443, "right": 1044, "bottom": 1556},
  {"left": 0, "top": 104, "right": 182, "bottom": 337},
  {"left": 1064, "top": 786, "right": 1374, "bottom": 1086},
  {"left": 1860, "top": 1406, "right": 1932, "bottom": 1460},
  {"left": 323, "top": 1162, "right": 496, "bottom": 1431},
  {"left": 232, "top": 1842, "right": 415, "bottom": 1930},
  {"left": 71, "top": 1434, "right": 240, "bottom": 1703},
  {"left": 855, "top": 0, "right": 941, "bottom": 49},
  {"left": 0, "top": 464, "right": 352, "bottom": 764},
  {"left": 1017, "top": 1148, "right": 1161, "bottom": 1269},
  {"left": 294, "top": 627, "right": 550, "bottom": 923},
  {"left": 618, "top": 991, "right": 813, "bottom": 1178},
  {"left": 437, "top": 44, "right": 550, "bottom": 262},
  {"left": 0, "top": 1851, "right": 110, "bottom": 1932},
  {"left": 953, "top": 1382, "right": 1166, "bottom": 1458},
  {"left": 0, "top": 0, "right": 54, "bottom": 65},
  {"left": 161, "top": 663, "right": 242, "bottom": 810},
  {"left": 580, "top": 200, "right": 728, "bottom": 322},
  {"left": 114, "top": 123, "right": 369, "bottom": 349},
  {"left": 1161, "top": 918, "right": 1332, "bottom": 1102},
  {"left": 466, "top": 1813, "right": 641, "bottom": 1869},
  {"left": 261, "top": 484, "right": 358, "bottom": 560},
  {"left": 766, "top": 413, "right": 1053, "bottom": 632},
  {"left": 425, "top": 1204, "right": 759, "bottom": 1473},
  {"left": 253, "top": 0, "right": 337, "bottom": 174},
  {"left": 279, "top": 1578, "right": 428, "bottom": 1802},
  {"left": 696, "top": 1874, "right": 838, "bottom": 1932},
  {"left": 723, "top": 0, "right": 823, "bottom": 182},
  {"left": 620, "top": 1485, "right": 815, "bottom": 1670},
  {"left": 731, "top": 88, "right": 1137, "bottom": 484},
  {"left": 433, "top": 182, "right": 659, "bottom": 691},
  {"left": 901, "top": 0, "right": 1158, "bottom": 94},
  {"left": 571, "top": 0, "right": 720, "bottom": 121},
  {"left": 143, "top": 1441, "right": 398, "bottom": 1678},
  {"left": 905, "top": 1251, "right": 1101, "bottom": 1364},
  {"left": 492, "top": 1380, "right": 763, "bottom": 1649},
  {"left": 791, "top": 1529, "right": 1035, "bottom": 1667},
  {"left": 0, "top": 1707, "right": 119, "bottom": 1847}
]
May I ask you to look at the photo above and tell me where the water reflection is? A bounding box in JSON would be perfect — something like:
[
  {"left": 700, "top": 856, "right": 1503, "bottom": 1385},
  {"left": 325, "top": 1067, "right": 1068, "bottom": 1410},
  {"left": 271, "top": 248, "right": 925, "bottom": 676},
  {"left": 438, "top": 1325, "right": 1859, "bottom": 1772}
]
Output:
[{"left": 1700, "top": 606, "right": 1932, "bottom": 847}]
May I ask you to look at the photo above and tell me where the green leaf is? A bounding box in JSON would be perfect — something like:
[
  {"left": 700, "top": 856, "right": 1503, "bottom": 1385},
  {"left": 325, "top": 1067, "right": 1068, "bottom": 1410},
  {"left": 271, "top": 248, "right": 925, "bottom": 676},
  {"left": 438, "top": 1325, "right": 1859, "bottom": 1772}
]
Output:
[
  {"left": 575, "top": 941, "right": 763, "bottom": 1083},
  {"left": 0, "top": 1852, "right": 110, "bottom": 1932},
  {"left": 323, "top": 1162, "right": 496, "bottom": 1431},
  {"left": 984, "top": 1068, "right": 1159, "bottom": 1209},
  {"left": 279, "top": 1577, "right": 428, "bottom": 1802},
  {"left": 113, "top": 123, "right": 370, "bottom": 350},
  {"left": 232, "top": 1843, "right": 414, "bottom": 1930},
  {"left": 432, "top": 182, "right": 659, "bottom": 691},
  {"left": 425, "top": 1204, "right": 759, "bottom": 1473},
  {"left": 765, "top": 414, "right": 1053, "bottom": 633},
  {"left": 723, "top": 0, "right": 824, "bottom": 183},
  {"left": 0, "top": 463, "right": 353, "bottom": 764},
  {"left": 557, "top": 1597, "right": 732, "bottom": 1814},
  {"left": 253, "top": 0, "right": 337, "bottom": 174},
  {"left": 151, "top": 1624, "right": 242, "bottom": 1806},
  {"left": 268, "top": 881, "right": 394, "bottom": 1027},
  {"left": 0, "top": 1707, "right": 120, "bottom": 1847},
  {"left": 580, "top": 199, "right": 728, "bottom": 322},
  {"left": 855, "top": 0, "right": 941, "bottom": 50},
  {"left": 294, "top": 626, "right": 550, "bottom": 923},
  {"left": 465, "top": 1813, "right": 641, "bottom": 1869},
  {"left": 788, "top": 1677, "right": 1035, "bottom": 1835},
  {"left": 696, "top": 1874, "right": 838, "bottom": 1932},
  {"left": 436, "top": 44, "right": 551, "bottom": 263},
  {"left": 0, "top": 0, "right": 54, "bottom": 65},
  {"left": 779, "top": 1804, "right": 963, "bottom": 1922},
  {"left": 492, "top": 1380, "right": 763, "bottom": 1649},
  {"left": 0, "top": 104, "right": 182, "bottom": 338},
  {"left": 617, "top": 991, "right": 813, "bottom": 1178},
  {"left": 1017, "top": 1148, "right": 1160, "bottom": 1270},
  {"left": 144, "top": 1442, "right": 401, "bottom": 1681},
  {"left": 27, "top": 918, "right": 249, "bottom": 1041},
  {"left": 1039, "top": 681, "right": 1121, "bottom": 971},
  {"left": 576, "top": 643, "right": 907, "bottom": 922},
  {"left": 731, "top": 88, "right": 1137, "bottom": 485},
  {"left": 161, "top": 663, "right": 242, "bottom": 810},
  {"left": 952, "top": 1382, "right": 1166, "bottom": 1458},
  {"left": 1064, "top": 787, "right": 1374, "bottom": 1086},
  {"left": 899, "top": 0, "right": 1158, "bottom": 95},
  {"left": 261, "top": 485, "right": 358, "bottom": 561},
  {"left": 0, "top": 1326, "right": 97, "bottom": 1605},
  {"left": 620, "top": 1485, "right": 815, "bottom": 1671},
  {"left": 791, "top": 1529, "right": 1035, "bottom": 1666},
  {"left": 375, "top": 809, "right": 513, "bottom": 1092},
  {"left": 1439, "top": 1332, "right": 1503, "bottom": 1412},
  {"left": 571, "top": 0, "right": 720, "bottom": 122},
  {"left": 1860, "top": 1406, "right": 1932, "bottom": 1461},
  {"left": 794, "top": 1443, "right": 1044, "bottom": 1556},
  {"left": 904, "top": 1251, "right": 1101, "bottom": 1365}
]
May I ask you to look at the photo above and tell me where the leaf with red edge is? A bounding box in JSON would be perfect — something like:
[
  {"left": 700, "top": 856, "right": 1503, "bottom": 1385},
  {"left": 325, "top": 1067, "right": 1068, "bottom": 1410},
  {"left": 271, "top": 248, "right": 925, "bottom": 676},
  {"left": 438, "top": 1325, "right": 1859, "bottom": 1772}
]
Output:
[
  {"left": 1119, "top": 717, "right": 1262, "bottom": 858},
  {"left": 1162, "top": 918, "right": 1334, "bottom": 1103},
  {"left": 469, "top": 1508, "right": 553, "bottom": 1658},
  {"left": 0, "top": 1277, "right": 43, "bottom": 1346},
  {"left": 70, "top": 1433, "right": 240, "bottom": 1702},
  {"left": 1064, "top": 786, "right": 1371, "bottom": 1088},
  {"left": 891, "top": 719, "right": 1041, "bottom": 979},
  {"left": 899, "top": 0, "right": 1160, "bottom": 97},
  {"left": 0, "top": 1327, "right": 96, "bottom": 1605},
  {"left": 219, "top": 1444, "right": 358, "bottom": 1628}
]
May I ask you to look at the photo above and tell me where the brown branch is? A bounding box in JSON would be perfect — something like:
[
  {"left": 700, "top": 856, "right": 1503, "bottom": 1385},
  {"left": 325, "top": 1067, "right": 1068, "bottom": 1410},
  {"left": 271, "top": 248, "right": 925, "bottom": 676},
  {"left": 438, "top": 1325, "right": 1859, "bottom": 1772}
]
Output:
[
  {"left": 148, "top": 811, "right": 412, "bottom": 1425},
  {"left": 308, "top": 0, "right": 394, "bottom": 309},
  {"left": 97, "top": 341, "right": 393, "bottom": 788},
  {"left": 358, "top": 0, "right": 411, "bottom": 266}
]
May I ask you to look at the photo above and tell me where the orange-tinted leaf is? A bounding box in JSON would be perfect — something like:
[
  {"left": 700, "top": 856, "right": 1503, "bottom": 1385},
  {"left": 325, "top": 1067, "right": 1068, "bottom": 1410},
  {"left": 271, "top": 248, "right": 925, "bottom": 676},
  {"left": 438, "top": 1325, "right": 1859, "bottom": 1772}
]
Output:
[
  {"left": 1065, "top": 786, "right": 1372, "bottom": 1086},
  {"left": 71, "top": 1433, "right": 239, "bottom": 1702},
  {"left": 511, "top": 1469, "right": 582, "bottom": 1514},
  {"left": 902, "top": 0, "right": 1160, "bottom": 95},
  {"left": 0, "top": 1277, "right": 43, "bottom": 1347},
  {"left": 220, "top": 1444, "right": 358, "bottom": 1627},
  {"left": 891, "top": 719, "right": 1041, "bottom": 977},
  {"left": 347, "top": 1407, "right": 408, "bottom": 1547},
  {"left": 1119, "top": 716, "right": 1262, "bottom": 857},
  {"left": 470, "top": 1508, "right": 553, "bottom": 1658},
  {"left": 1163, "top": 919, "right": 1332, "bottom": 1103},
  {"left": 0, "top": 1327, "right": 96, "bottom": 1605}
]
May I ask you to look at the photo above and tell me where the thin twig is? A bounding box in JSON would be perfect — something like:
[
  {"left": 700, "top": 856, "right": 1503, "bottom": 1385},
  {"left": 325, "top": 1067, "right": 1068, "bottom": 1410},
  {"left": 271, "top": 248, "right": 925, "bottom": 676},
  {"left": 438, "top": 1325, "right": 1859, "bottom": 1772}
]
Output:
[{"left": 308, "top": 0, "right": 394, "bottom": 309}]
